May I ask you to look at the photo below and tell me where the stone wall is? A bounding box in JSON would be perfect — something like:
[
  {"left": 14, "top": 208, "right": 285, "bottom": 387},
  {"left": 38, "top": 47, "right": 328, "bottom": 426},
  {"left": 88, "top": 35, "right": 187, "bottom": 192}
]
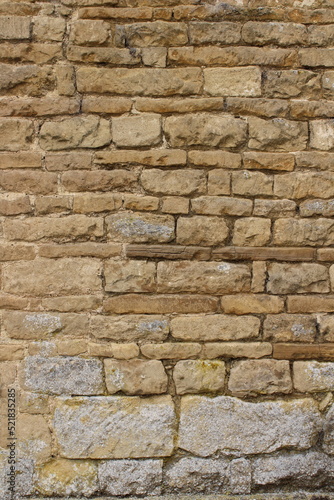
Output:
[{"left": 1, "top": 0, "right": 334, "bottom": 497}]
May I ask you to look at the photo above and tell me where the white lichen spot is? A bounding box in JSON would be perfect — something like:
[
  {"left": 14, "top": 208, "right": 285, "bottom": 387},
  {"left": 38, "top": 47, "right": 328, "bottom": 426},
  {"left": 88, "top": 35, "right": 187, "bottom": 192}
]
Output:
[
  {"left": 291, "top": 323, "right": 311, "bottom": 338},
  {"left": 137, "top": 320, "right": 169, "bottom": 334},
  {"left": 217, "top": 263, "right": 232, "bottom": 273},
  {"left": 108, "top": 369, "right": 124, "bottom": 390},
  {"left": 24, "top": 314, "right": 62, "bottom": 335}
]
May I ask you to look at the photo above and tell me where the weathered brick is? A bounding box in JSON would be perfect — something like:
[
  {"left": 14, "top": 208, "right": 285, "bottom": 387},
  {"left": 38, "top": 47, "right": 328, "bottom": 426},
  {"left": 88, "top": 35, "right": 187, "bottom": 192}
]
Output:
[
  {"left": 232, "top": 171, "right": 273, "bottom": 196},
  {"left": 68, "top": 47, "right": 141, "bottom": 65},
  {"left": 69, "top": 19, "right": 110, "bottom": 45},
  {"left": 79, "top": 7, "right": 153, "bottom": 19},
  {"left": 116, "top": 21, "right": 188, "bottom": 47},
  {"left": 263, "top": 69, "right": 321, "bottom": 99},
  {"left": 188, "top": 150, "right": 241, "bottom": 169},
  {"left": 268, "top": 263, "right": 329, "bottom": 294},
  {"left": 273, "top": 218, "right": 334, "bottom": 246},
  {"left": 294, "top": 361, "right": 334, "bottom": 392},
  {"left": 229, "top": 360, "right": 292, "bottom": 395},
  {"left": 104, "top": 260, "right": 156, "bottom": 293},
  {"left": 189, "top": 22, "right": 241, "bottom": 45},
  {"left": 39, "top": 243, "right": 121, "bottom": 259},
  {"left": 192, "top": 196, "right": 252, "bottom": 216},
  {"left": 96, "top": 149, "right": 186, "bottom": 166},
  {"left": 243, "top": 152, "right": 294, "bottom": 171},
  {"left": 274, "top": 343, "right": 334, "bottom": 360},
  {"left": 134, "top": 97, "right": 224, "bottom": 113},
  {"left": 310, "top": 119, "right": 334, "bottom": 151},
  {"left": 232, "top": 217, "right": 271, "bottom": 246},
  {"left": 204, "top": 67, "right": 261, "bottom": 97},
  {"left": 104, "top": 359, "right": 167, "bottom": 394},
  {"left": 288, "top": 295, "right": 334, "bottom": 313},
  {"left": 106, "top": 212, "right": 174, "bottom": 243},
  {"left": 62, "top": 170, "right": 138, "bottom": 192},
  {"left": 202, "top": 342, "right": 272, "bottom": 360},
  {"left": 35, "top": 195, "right": 72, "bottom": 215},
  {"left": 300, "top": 199, "right": 334, "bottom": 217},
  {"left": 248, "top": 117, "right": 308, "bottom": 151},
  {"left": 161, "top": 196, "right": 189, "bottom": 214},
  {"left": 176, "top": 216, "right": 229, "bottom": 246},
  {"left": 300, "top": 48, "right": 334, "bottom": 66},
  {"left": 0, "top": 151, "right": 41, "bottom": 169},
  {"left": 173, "top": 360, "right": 226, "bottom": 395},
  {"left": 208, "top": 170, "right": 230, "bottom": 195},
  {"left": 0, "top": 171, "right": 58, "bottom": 194},
  {"left": 90, "top": 314, "right": 168, "bottom": 342},
  {"left": 242, "top": 21, "right": 307, "bottom": 46},
  {"left": 212, "top": 247, "right": 315, "bottom": 262},
  {"left": 141, "top": 169, "right": 206, "bottom": 196},
  {"left": 253, "top": 199, "right": 296, "bottom": 217},
  {"left": 141, "top": 343, "right": 201, "bottom": 359},
  {"left": 221, "top": 294, "right": 284, "bottom": 314},
  {"left": 33, "top": 17, "right": 66, "bottom": 42},
  {"left": 104, "top": 294, "right": 219, "bottom": 314},
  {"left": 125, "top": 244, "right": 211, "bottom": 261},
  {"left": 0, "top": 118, "right": 33, "bottom": 151},
  {"left": 45, "top": 152, "right": 92, "bottom": 171},
  {"left": 82, "top": 96, "right": 132, "bottom": 114},
  {"left": 0, "top": 194, "right": 32, "bottom": 215},
  {"left": 0, "top": 96, "right": 79, "bottom": 117},
  {"left": 263, "top": 314, "right": 317, "bottom": 342},
  {"left": 0, "top": 16, "right": 31, "bottom": 40},
  {"left": 113, "top": 114, "right": 161, "bottom": 147},
  {"left": 0, "top": 63, "right": 55, "bottom": 97}
]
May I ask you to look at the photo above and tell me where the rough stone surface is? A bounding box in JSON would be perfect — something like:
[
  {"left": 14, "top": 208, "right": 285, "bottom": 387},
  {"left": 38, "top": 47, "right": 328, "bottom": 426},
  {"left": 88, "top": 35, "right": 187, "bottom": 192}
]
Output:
[
  {"left": 53, "top": 396, "right": 176, "bottom": 458},
  {"left": 90, "top": 315, "right": 169, "bottom": 342},
  {"left": 106, "top": 212, "right": 174, "bottom": 243},
  {"left": 179, "top": 396, "right": 321, "bottom": 457},
  {"left": 173, "top": 360, "right": 225, "bottom": 395},
  {"left": 293, "top": 361, "right": 334, "bottom": 392}
]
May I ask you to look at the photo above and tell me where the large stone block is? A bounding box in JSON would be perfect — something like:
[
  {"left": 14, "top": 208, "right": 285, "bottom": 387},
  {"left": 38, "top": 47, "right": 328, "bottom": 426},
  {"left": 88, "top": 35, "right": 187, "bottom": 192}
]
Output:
[
  {"left": 273, "top": 218, "right": 334, "bottom": 246},
  {"left": 176, "top": 216, "right": 228, "bottom": 246},
  {"left": 173, "top": 360, "right": 225, "bottom": 395},
  {"left": 106, "top": 212, "right": 174, "bottom": 243},
  {"left": 310, "top": 119, "right": 334, "bottom": 150},
  {"left": 53, "top": 396, "right": 176, "bottom": 458},
  {"left": 164, "top": 113, "right": 247, "bottom": 148},
  {"left": 0, "top": 63, "right": 55, "bottom": 96},
  {"left": 0, "top": 118, "right": 33, "bottom": 151},
  {"left": 179, "top": 396, "right": 321, "bottom": 456},
  {"left": 104, "top": 260, "right": 156, "bottom": 293},
  {"left": 248, "top": 117, "right": 308, "bottom": 151},
  {"left": 112, "top": 114, "right": 161, "bottom": 147},
  {"left": 263, "top": 314, "right": 317, "bottom": 342},
  {"left": 267, "top": 263, "right": 329, "bottom": 294},
  {"left": 274, "top": 172, "right": 334, "bottom": 199},
  {"left": 23, "top": 356, "right": 104, "bottom": 395},
  {"left": 204, "top": 67, "right": 261, "bottom": 97},
  {"left": 157, "top": 261, "right": 251, "bottom": 294}
]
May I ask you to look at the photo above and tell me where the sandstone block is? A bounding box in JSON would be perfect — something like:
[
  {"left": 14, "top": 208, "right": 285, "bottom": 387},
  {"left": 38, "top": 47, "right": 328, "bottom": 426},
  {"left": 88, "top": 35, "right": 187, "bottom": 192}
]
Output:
[
  {"left": 82, "top": 96, "right": 132, "bottom": 114},
  {"left": 106, "top": 212, "right": 174, "bottom": 243},
  {"left": 208, "top": 169, "right": 230, "bottom": 195},
  {"left": 0, "top": 118, "right": 33, "bottom": 151},
  {"left": 33, "top": 17, "right": 66, "bottom": 42},
  {"left": 232, "top": 217, "right": 271, "bottom": 246},
  {"left": 189, "top": 150, "right": 241, "bottom": 168},
  {"left": 164, "top": 113, "right": 247, "bottom": 148},
  {"left": 323, "top": 71, "right": 334, "bottom": 97},
  {"left": 0, "top": 243, "right": 35, "bottom": 261},
  {"left": 192, "top": 196, "right": 252, "bottom": 216},
  {"left": 98, "top": 459, "right": 162, "bottom": 496},
  {"left": 162, "top": 196, "right": 189, "bottom": 214},
  {"left": 300, "top": 199, "right": 334, "bottom": 217},
  {"left": 35, "top": 195, "right": 71, "bottom": 215},
  {"left": 40, "top": 116, "right": 111, "bottom": 150},
  {"left": 310, "top": 119, "right": 334, "bottom": 150},
  {"left": 3, "top": 258, "right": 101, "bottom": 296},
  {"left": 17, "top": 414, "right": 52, "bottom": 463},
  {"left": 248, "top": 117, "right": 308, "bottom": 151},
  {"left": 165, "top": 457, "right": 228, "bottom": 494},
  {"left": 0, "top": 170, "right": 57, "bottom": 194},
  {"left": 268, "top": 263, "right": 329, "bottom": 294},
  {"left": 141, "top": 169, "right": 206, "bottom": 196},
  {"left": 53, "top": 395, "right": 176, "bottom": 458},
  {"left": 179, "top": 396, "right": 320, "bottom": 456},
  {"left": 317, "top": 314, "right": 334, "bottom": 342},
  {"left": 309, "top": 25, "right": 334, "bottom": 47},
  {"left": 273, "top": 218, "right": 334, "bottom": 246},
  {"left": 202, "top": 342, "right": 272, "bottom": 360},
  {"left": 0, "top": 16, "right": 30, "bottom": 40},
  {"left": 204, "top": 67, "right": 261, "bottom": 97},
  {"left": 70, "top": 19, "right": 109, "bottom": 45},
  {"left": 113, "top": 114, "right": 161, "bottom": 147},
  {"left": 0, "top": 344, "right": 24, "bottom": 361},
  {"left": 62, "top": 170, "right": 137, "bottom": 192},
  {"left": 300, "top": 48, "right": 334, "bottom": 67},
  {"left": 189, "top": 21, "right": 241, "bottom": 45},
  {"left": 116, "top": 21, "right": 187, "bottom": 47},
  {"left": 176, "top": 216, "right": 229, "bottom": 246},
  {"left": 3, "top": 311, "right": 88, "bottom": 340},
  {"left": 243, "top": 151, "right": 295, "bottom": 171},
  {"left": 221, "top": 294, "right": 284, "bottom": 314},
  {"left": 171, "top": 314, "right": 260, "bottom": 341},
  {"left": 39, "top": 243, "right": 121, "bottom": 259},
  {"left": 96, "top": 148, "right": 186, "bottom": 166},
  {"left": 243, "top": 21, "right": 307, "bottom": 46},
  {"left": 264, "top": 314, "right": 317, "bottom": 342},
  {"left": 45, "top": 152, "right": 92, "bottom": 171},
  {"left": 104, "top": 260, "right": 156, "bottom": 293},
  {"left": 67, "top": 46, "right": 141, "bottom": 65},
  {"left": 275, "top": 172, "right": 334, "bottom": 199},
  {"left": 232, "top": 170, "right": 273, "bottom": 196},
  {"left": 157, "top": 261, "right": 251, "bottom": 294},
  {"left": 0, "top": 63, "right": 55, "bottom": 97},
  {"left": 273, "top": 343, "right": 334, "bottom": 361},
  {"left": 90, "top": 315, "right": 168, "bottom": 342},
  {"left": 88, "top": 343, "right": 139, "bottom": 359},
  {"left": 19, "top": 392, "right": 49, "bottom": 414},
  {"left": 123, "top": 194, "right": 159, "bottom": 212},
  {"left": 173, "top": 360, "right": 225, "bottom": 395},
  {"left": 105, "top": 359, "right": 167, "bottom": 394},
  {"left": 56, "top": 64, "right": 76, "bottom": 96},
  {"left": 35, "top": 459, "right": 98, "bottom": 497},
  {"left": 23, "top": 356, "right": 104, "bottom": 395},
  {"left": 288, "top": 295, "right": 334, "bottom": 313},
  {"left": 141, "top": 343, "right": 201, "bottom": 359},
  {"left": 228, "top": 359, "right": 292, "bottom": 395},
  {"left": 4, "top": 215, "right": 103, "bottom": 242},
  {"left": 104, "top": 294, "right": 219, "bottom": 314},
  {"left": 294, "top": 361, "right": 334, "bottom": 392},
  {"left": 253, "top": 199, "right": 296, "bottom": 217},
  {"left": 263, "top": 69, "right": 321, "bottom": 98},
  {"left": 76, "top": 67, "right": 202, "bottom": 96}
]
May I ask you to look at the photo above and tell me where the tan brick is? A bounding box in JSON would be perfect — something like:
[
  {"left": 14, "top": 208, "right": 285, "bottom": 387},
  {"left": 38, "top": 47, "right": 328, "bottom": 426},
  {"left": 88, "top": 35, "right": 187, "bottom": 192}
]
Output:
[
  {"left": 0, "top": 118, "right": 33, "bottom": 151},
  {"left": 0, "top": 193, "right": 32, "bottom": 215},
  {"left": 268, "top": 263, "right": 329, "bottom": 294},
  {"left": 319, "top": 249, "right": 334, "bottom": 261},
  {"left": 264, "top": 314, "right": 317, "bottom": 342},
  {"left": 141, "top": 343, "right": 201, "bottom": 359},
  {"left": 188, "top": 150, "right": 241, "bottom": 169},
  {"left": 56, "top": 64, "right": 76, "bottom": 96},
  {"left": 123, "top": 194, "right": 159, "bottom": 212},
  {"left": 67, "top": 46, "right": 142, "bottom": 65},
  {"left": 263, "top": 70, "right": 321, "bottom": 99},
  {"left": 0, "top": 344, "right": 24, "bottom": 361},
  {"left": 294, "top": 361, "right": 334, "bottom": 392},
  {"left": 106, "top": 212, "right": 174, "bottom": 243},
  {"left": 189, "top": 21, "right": 241, "bottom": 45},
  {"left": 242, "top": 21, "right": 306, "bottom": 46},
  {"left": 0, "top": 151, "right": 42, "bottom": 169},
  {"left": 39, "top": 243, "right": 121, "bottom": 259},
  {"left": 62, "top": 170, "right": 138, "bottom": 192},
  {"left": 70, "top": 19, "right": 110, "bottom": 45},
  {"left": 104, "top": 260, "right": 156, "bottom": 293},
  {"left": 157, "top": 261, "right": 251, "bottom": 294},
  {"left": 308, "top": 24, "right": 334, "bottom": 47},
  {"left": 162, "top": 196, "right": 189, "bottom": 214},
  {"left": 88, "top": 342, "right": 139, "bottom": 359},
  {"left": 76, "top": 67, "right": 202, "bottom": 96},
  {"left": 56, "top": 340, "right": 88, "bottom": 356},
  {"left": 2, "top": 258, "right": 101, "bottom": 296},
  {"left": 104, "top": 294, "right": 219, "bottom": 314},
  {"left": 96, "top": 149, "right": 186, "bottom": 166},
  {"left": 134, "top": 97, "right": 224, "bottom": 113},
  {"left": 42, "top": 295, "right": 102, "bottom": 312},
  {"left": 243, "top": 152, "right": 294, "bottom": 171},
  {"left": 19, "top": 392, "right": 49, "bottom": 414},
  {"left": 35, "top": 196, "right": 71, "bottom": 215},
  {"left": 0, "top": 63, "right": 55, "bottom": 97},
  {"left": 173, "top": 360, "right": 226, "bottom": 395},
  {"left": 113, "top": 114, "right": 161, "bottom": 147},
  {"left": 253, "top": 199, "right": 296, "bottom": 217},
  {"left": 115, "top": 21, "right": 188, "bottom": 47},
  {"left": 73, "top": 193, "right": 121, "bottom": 213},
  {"left": 33, "top": 16, "right": 66, "bottom": 42},
  {"left": 0, "top": 16, "right": 30, "bottom": 40},
  {"left": 208, "top": 170, "right": 230, "bottom": 195},
  {"left": 141, "top": 169, "right": 206, "bottom": 196},
  {"left": 0, "top": 43, "right": 62, "bottom": 64},
  {"left": 300, "top": 48, "right": 334, "bottom": 67},
  {"left": 233, "top": 217, "right": 271, "bottom": 246},
  {"left": 202, "top": 342, "right": 272, "bottom": 360},
  {"left": 212, "top": 246, "right": 314, "bottom": 261},
  {"left": 164, "top": 113, "right": 247, "bottom": 148},
  {"left": 45, "top": 152, "right": 92, "bottom": 171},
  {"left": 4, "top": 215, "right": 103, "bottom": 242},
  {"left": 248, "top": 117, "right": 308, "bottom": 151},
  {"left": 323, "top": 71, "right": 334, "bottom": 98},
  {"left": 79, "top": 7, "right": 153, "bottom": 19},
  {"left": 290, "top": 99, "right": 334, "bottom": 120},
  {"left": 0, "top": 243, "right": 35, "bottom": 261},
  {"left": 192, "top": 196, "right": 252, "bottom": 216},
  {"left": 273, "top": 218, "right": 334, "bottom": 246},
  {"left": 252, "top": 261, "right": 267, "bottom": 293},
  {"left": 288, "top": 296, "right": 334, "bottom": 313},
  {"left": 294, "top": 151, "right": 334, "bottom": 171},
  {"left": 171, "top": 315, "right": 260, "bottom": 341},
  {"left": 82, "top": 96, "right": 132, "bottom": 114},
  {"left": 105, "top": 359, "right": 167, "bottom": 395},
  {"left": 141, "top": 47, "right": 167, "bottom": 67},
  {"left": 229, "top": 359, "right": 292, "bottom": 396},
  {"left": 176, "top": 216, "right": 229, "bottom": 246},
  {"left": 221, "top": 294, "right": 284, "bottom": 314},
  {"left": 0, "top": 293, "right": 28, "bottom": 310},
  {"left": 0, "top": 170, "right": 58, "bottom": 194},
  {"left": 300, "top": 199, "right": 334, "bottom": 217},
  {"left": 204, "top": 66, "right": 261, "bottom": 97},
  {"left": 310, "top": 120, "right": 334, "bottom": 151},
  {"left": 40, "top": 116, "right": 111, "bottom": 150},
  {"left": 90, "top": 315, "right": 168, "bottom": 342},
  {"left": 232, "top": 171, "right": 273, "bottom": 196},
  {"left": 0, "top": 96, "right": 79, "bottom": 117},
  {"left": 317, "top": 314, "right": 334, "bottom": 342}
]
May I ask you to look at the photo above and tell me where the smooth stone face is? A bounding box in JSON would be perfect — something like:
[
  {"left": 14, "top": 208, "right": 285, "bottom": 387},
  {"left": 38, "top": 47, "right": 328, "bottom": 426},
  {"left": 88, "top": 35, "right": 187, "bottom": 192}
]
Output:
[
  {"left": 53, "top": 396, "right": 176, "bottom": 458},
  {"left": 98, "top": 459, "right": 163, "bottom": 496},
  {"left": 179, "top": 396, "right": 321, "bottom": 457},
  {"left": 23, "top": 356, "right": 104, "bottom": 395}
]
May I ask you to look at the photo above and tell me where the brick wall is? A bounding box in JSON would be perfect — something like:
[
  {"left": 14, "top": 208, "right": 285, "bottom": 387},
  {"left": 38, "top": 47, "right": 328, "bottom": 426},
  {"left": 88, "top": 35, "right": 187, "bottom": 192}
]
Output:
[{"left": 1, "top": 0, "right": 334, "bottom": 497}]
